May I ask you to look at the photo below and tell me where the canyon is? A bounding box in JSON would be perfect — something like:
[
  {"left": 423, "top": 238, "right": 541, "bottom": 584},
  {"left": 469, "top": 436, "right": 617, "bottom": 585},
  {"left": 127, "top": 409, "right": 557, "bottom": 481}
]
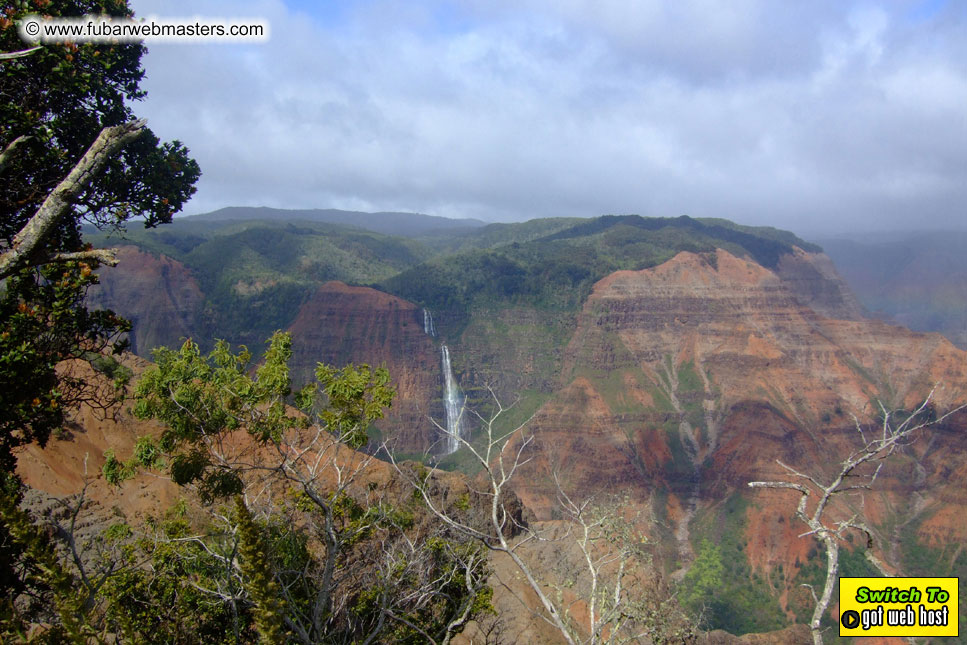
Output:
[{"left": 75, "top": 213, "right": 967, "bottom": 639}]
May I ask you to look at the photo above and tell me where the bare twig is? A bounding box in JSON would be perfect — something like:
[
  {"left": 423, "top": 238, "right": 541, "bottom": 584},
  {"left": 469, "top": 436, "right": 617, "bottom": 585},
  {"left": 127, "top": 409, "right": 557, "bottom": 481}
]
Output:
[
  {"left": 749, "top": 387, "right": 965, "bottom": 645},
  {"left": 0, "top": 119, "right": 145, "bottom": 279}
]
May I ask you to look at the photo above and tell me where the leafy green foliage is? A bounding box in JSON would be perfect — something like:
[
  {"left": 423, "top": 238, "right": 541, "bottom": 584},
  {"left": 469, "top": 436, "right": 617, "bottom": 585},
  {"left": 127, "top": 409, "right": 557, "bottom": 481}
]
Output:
[
  {"left": 681, "top": 540, "right": 725, "bottom": 608},
  {"left": 1, "top": 0, "right": 199, "bottom": 241},
  {"left": 1, "top": 0, "right": 198, "bottom": 473},
  {"left": 109, "top": 332, "right": 496, "bottom": 643},
  {"left": 120, "top": 332, "right": 393, "bottom": 501},
  {"left": 314, "top": 362, "right": 394, "bottom": 449},
  {"left": 0, "top": 264, "right": 129, "bottom": 471},
  {"left": 683, "top": 494, "right": 787, "bottom": 635},
  {"left": 99, "top": 507, "right": 253, "bottom": 644},
  {"left": 126, "top": 333, "right": 394, "bottom": 494}
]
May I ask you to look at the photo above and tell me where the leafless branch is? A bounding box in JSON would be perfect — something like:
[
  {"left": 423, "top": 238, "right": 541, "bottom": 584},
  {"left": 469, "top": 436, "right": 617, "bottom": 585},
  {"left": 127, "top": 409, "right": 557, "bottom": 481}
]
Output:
[
  {"left": 0, "top": 119, "right": 145, "bottom": 279},
  {"left": 0, "top": 46, "right": 43, "bottom": 61},
  {"left": 747, "top": 387, "right": 964, "bottom": 645},
  {"left": 0, "top": 134, "right": 31, "bottom": 173}
]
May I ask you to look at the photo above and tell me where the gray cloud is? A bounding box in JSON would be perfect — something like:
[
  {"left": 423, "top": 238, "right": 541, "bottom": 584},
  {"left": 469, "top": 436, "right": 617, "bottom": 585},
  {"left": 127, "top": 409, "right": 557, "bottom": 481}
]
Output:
[{"left": 129, "top": 0, "right": 967, "bottom": 234}]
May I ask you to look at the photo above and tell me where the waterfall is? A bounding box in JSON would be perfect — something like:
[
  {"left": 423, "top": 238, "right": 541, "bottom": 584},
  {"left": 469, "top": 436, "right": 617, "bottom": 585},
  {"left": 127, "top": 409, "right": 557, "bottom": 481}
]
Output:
[
  {"left": 440, "top": 345, "right": 464, "bottom": 454},
  {"left": 423, "top": 309, "right": 436, "bottom": 336}
]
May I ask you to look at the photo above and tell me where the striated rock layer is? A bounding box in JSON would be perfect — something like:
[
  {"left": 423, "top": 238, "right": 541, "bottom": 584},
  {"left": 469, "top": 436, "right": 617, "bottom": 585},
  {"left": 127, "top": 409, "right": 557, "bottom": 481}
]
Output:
[
  {"left": 564, "top": 249, "right": 965, "bottom": 421},
  {"left": 87, "top": 245, "right": 206, "bottom": 355},
  {"left": 286, "top": 281, "right": 444, "bottom": 452},
  {"left": 509, "top": 248, "right": 967, "bottom": 612},
  {"left": 21, "top": 242, "right": 967, "bottom": 639}
]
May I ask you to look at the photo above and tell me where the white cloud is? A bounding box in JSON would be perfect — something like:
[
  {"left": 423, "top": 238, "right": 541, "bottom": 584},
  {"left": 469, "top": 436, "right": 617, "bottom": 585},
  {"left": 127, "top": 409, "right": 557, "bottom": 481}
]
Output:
[{"left": 128, "top": 0, "right": 967, "bottom": 233}]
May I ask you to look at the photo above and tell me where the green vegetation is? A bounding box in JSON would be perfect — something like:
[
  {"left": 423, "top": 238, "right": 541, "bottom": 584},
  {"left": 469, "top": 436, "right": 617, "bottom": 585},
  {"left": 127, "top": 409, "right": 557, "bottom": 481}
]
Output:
[
  {"left": 87, "top": 218, "right": 432, "bottom": 348},
  {"left": 683, "top": 493, "right": 788, "bottom": 635},
  {"left": 87, "top": 211, "right": 819, "bottom": 363},
  {"left": 113, "top": 333, "right": 392, "bottom": 496},
  {"left": 0, "top": 265, "right": 131, "bottom": 471},
  {"left": 1, "top": 0, "right": 198, "bottom": 472},
  {"left": 592, "top": 368, "right": 651, "bottom": 416},
  {"left": 2, "top": 0, "right": 199, "bottom": 631},
  {"left": 791, "top": 539, "right": 883, "bottom": 638},
  {"left": 106, "top": 333, "right": 489, "bottom": 643},
  {"left": 897, "top": 512, "right": 967, "bottom": 644},
  {"left": 662, "top": 419, "right": 693, "bottom": 477},
  {"left": 413, "top": 216, "right": 586, "bottom": 254},
  {"left": 681, "top": 539, "right": 725, "bottom": 608},
  {"left": 0, "top": 1, "right": 879, "bottom": 642},
  {"left": 99, "top": 505, "right": 253, "bottom": 643},
  {"left": 0, "top": 474, "right": 95, "bottom": 643}
]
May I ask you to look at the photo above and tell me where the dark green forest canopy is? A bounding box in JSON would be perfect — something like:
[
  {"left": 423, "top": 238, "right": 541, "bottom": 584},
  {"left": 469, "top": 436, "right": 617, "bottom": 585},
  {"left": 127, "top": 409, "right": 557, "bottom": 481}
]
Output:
[
  {"left": 1, "top": 0, "right": 199, "bottom": 252},
  {"left": 378, "top": 214, "right": 822, "bottom": 329}
]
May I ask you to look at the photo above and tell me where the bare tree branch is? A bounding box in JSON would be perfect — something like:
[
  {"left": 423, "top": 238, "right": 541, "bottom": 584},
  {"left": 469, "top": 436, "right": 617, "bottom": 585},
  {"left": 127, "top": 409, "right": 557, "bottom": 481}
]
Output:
[
  {"left": 0, "top": 119, "right": 145, "bottom": 279},
  {"left": 0, "top": 46, "right": 43, "bottom": 61},
  {"left": 748, "top": 387, "right": 965, "bottom": 645},
  {"left": 46, "top": 249, "right": 120, "bottom": 266},
  {"left": 393, "top": 389, "right": 696, "bottom": 645},
  {"left": 0, "top": 134, "right": 31, "bottom": 174}
]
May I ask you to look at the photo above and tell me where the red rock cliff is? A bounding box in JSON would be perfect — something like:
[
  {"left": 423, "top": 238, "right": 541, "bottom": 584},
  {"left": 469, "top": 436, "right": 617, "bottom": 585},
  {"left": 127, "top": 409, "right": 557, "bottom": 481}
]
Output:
[
  {"left": 286, "top": 281, "right": 442, "bottom": 451},
  {"left": 87, "top": 245, "right": 206, "bottom": 355},
  {"left": 509, "top": 248, "right": 967, "bottom": 599}
]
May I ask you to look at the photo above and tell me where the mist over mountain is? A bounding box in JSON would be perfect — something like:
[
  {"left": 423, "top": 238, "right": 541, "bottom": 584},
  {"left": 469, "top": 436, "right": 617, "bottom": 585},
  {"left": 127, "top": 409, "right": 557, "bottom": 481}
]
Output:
[{"left": 818, "top": 231, "right": 967, "bottom": 349}]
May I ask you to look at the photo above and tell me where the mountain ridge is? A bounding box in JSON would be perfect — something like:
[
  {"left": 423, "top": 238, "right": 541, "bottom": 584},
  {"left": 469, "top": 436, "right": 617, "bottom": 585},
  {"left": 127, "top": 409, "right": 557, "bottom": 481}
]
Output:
[{"left": 184, "top": 206, "right": 487, "bottom": 237}]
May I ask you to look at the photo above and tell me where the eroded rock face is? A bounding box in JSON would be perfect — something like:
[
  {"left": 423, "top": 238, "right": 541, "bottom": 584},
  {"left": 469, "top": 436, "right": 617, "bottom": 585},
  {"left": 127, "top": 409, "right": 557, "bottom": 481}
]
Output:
[
  {"left": 564, "top": 249, "right": 966, "bottom": 425},
  {"left": 508, "top": 248, "right": 967, "bottom": 612},
  {"left": 286, "top": 281, "right": 443, "bottom": 451},
  {"left": 775, "top": 247, "right": 865, "bottom": 321},
  {"left": 22, "top": 243, "right": 967, "bottom": 639},
  {"left": 87, "top": 246, "right": 206, "bottom": 355}
]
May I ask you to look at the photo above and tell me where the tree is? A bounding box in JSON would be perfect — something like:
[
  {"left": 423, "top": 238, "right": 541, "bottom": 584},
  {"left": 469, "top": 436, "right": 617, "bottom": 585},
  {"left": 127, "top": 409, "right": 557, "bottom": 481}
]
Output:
[
  {"left": 1, "top": 1, "right": 197, "bottom": 630},
  {"left": 0, "top": 0, "right": 200, "bottom": 470},
  {"left": 0, "top": 478, "right": 96, "bottom": 643},
  {"left": 113, "top": 332, "right": 492, "bottom": 644},
  {"left": 393, "top": 391, "right": 695, "bottom": 645},
  {"left": 748, "top": 388, "right": 965, "bottom": 645}
]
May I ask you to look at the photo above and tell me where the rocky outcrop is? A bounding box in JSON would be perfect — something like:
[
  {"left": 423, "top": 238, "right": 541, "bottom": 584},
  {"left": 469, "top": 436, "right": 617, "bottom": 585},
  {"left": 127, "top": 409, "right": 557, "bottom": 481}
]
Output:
[
  {"left": 87, "top": 246, "right": 206, "bottom": 355},
  {"left": 562, "top": 249, "right": 966, "bottom": 424},
  {"left": 775, "top": 247, "right": 865, "bottom": 321},
  {"left": 286, "top": 281, "right": 443, "bottom": 451},
  {"left": 508, "top": 248, "right": 967, "bottom": 616}
]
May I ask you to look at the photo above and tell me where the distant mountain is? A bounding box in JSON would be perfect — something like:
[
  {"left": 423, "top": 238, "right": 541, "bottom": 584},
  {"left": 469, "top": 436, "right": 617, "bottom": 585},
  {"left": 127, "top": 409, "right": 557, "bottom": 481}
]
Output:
[
  {"left": 818, "top": 231, "right": 967, "bottom": 349},
  {"left": 88, "top": 213, "right": 844, "bottom": 355},
  {"left": 185, "top": 206, "right": 486, "bottom": 237}
]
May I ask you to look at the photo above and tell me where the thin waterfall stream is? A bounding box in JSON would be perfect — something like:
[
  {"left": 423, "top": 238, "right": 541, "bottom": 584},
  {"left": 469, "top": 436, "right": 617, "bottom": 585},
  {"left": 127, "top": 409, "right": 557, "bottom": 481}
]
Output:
[{"left": 440, "top": 345, "right": 465, "bottom": 455}]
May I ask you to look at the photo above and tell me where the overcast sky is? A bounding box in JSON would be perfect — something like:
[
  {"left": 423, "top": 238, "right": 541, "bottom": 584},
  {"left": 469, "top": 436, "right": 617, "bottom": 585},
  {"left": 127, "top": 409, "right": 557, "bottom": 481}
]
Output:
[{"left": 127, "top": 0, "right": 966, "bottom": 235}]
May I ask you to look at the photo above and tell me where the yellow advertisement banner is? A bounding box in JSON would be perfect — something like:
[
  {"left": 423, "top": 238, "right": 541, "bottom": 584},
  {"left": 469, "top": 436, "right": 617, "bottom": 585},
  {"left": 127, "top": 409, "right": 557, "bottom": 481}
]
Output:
[{"left": 839, "top": 577, "right": 959, "bottom": 637}]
